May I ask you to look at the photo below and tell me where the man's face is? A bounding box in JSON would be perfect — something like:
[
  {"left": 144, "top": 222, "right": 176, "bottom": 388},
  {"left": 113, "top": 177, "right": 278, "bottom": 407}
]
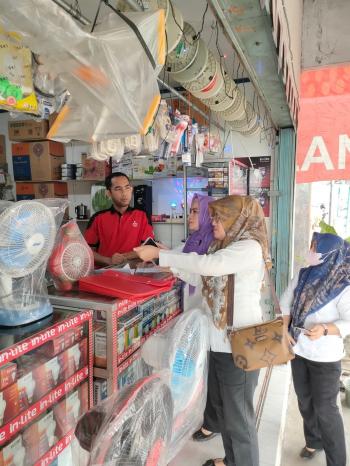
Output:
[{"left": 107, "top": 176, "right": 133, "bottom": 208}]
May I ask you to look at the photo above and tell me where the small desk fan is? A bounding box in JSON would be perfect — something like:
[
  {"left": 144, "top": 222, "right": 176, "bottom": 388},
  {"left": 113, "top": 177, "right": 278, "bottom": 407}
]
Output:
[
  {"left": 141, "top": 308, "right": 209, "bottom": 461},
  {"left": 48, "top": 220, "right": 94, "bottom": 291},
  {"left": 0, "top": 199, "right": 66, "bottom": 326},
  {"left": 75, "top": 375, "right": 173, "bottom": 466}
]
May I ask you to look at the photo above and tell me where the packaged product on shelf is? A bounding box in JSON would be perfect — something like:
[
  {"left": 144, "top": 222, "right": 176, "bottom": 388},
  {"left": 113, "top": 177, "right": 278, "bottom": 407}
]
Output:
[
  {"left": 0, "top": 434, "right": 26, "bottom": 466},
  {"left": 0, "top": 362, "right": 17, "bottom": 391},
  {"left": 132, "top": 155, "right": 155, "bottom": 179},
  {"left": 8, "top": 120, "right": 49, "bottom": 142},
  {"left": 82, "top": 153, "right": 110, "bottom": 181},
  {"left": 0, "top": 135, "right": 6, "bottom": 166},
  {"left": 93, "top": 378, "right": 107, "bottom": 405},
  {"left": 54, "top": 382, "right": 88, "bottom": 438},
  {"left": 117, "top": 308, "right": 142, "bottom": 363},
  {"left": 17, "top": 371, "right": 36, "bottom": 411},
  {"left": 65, "top": 339, "right": 87, "bottom": 379},
  {"left": 33, "top": 354, "right": 65, "bottom": 400},
  {"left": 22, "top": 410, "right": 57, "bottom": 464},
  {"left": 93, "top": 322, "right": 107, "bottom": 368},
  {"left": 111, "top": 152, "right": 133, "bottom": 179},
  {"left": 2, "top": 383, "right": 20, "bottom": 425},
  {"left": 37, "top": 325, "right": 84, "bottom": 358},
  {"left": 117, "top": 354, "right": 146, "bottom": 390}
]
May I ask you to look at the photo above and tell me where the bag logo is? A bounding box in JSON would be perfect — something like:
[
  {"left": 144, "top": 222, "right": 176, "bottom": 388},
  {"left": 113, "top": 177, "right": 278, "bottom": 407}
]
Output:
[
  {"left": 272, "top": 332, "right": 283, "bottom": 343},
  {"left": 234, "top": 354, "right": 248, "bottom": 370},
  {"left": 244, "top": 338, "right": 256, "bottom": 350},
  {"left": 260, "top": 349, "right": 277, "bottom": 365}
]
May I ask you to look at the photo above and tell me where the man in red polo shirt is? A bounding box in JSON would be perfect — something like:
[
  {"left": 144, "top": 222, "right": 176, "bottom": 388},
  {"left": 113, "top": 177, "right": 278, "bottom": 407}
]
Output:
[{"left": 85, "top": 172, "right": 154, "bottom": 266}]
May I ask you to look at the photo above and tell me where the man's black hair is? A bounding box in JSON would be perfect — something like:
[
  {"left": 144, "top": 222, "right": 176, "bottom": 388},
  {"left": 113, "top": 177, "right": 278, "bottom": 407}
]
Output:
[{"left": 105, "top": 172, "right": 130, "bottom": 190}]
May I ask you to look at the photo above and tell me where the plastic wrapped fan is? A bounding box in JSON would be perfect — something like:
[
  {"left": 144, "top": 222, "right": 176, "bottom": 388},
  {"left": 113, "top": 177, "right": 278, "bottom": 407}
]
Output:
[
  {"left": 0, "top": 28, "right": 38, "bottom": 113},
  {"left": 141, "top": 308, "right": 209, "bottom": 461},
  {"left": 0, "top": 199, "right": 68, "bottom": 326},
  {"left": 0, "top": 0, "right": 165, "bottom": 141},
  {"left": 75, "top": 374, "right": 173, "bottom": 466},
  {"left": 124, "top": 135, "right": 142, "bottom": 155},
  {"left": 48, "top": 220, "right": 94, "bottom": 292}
]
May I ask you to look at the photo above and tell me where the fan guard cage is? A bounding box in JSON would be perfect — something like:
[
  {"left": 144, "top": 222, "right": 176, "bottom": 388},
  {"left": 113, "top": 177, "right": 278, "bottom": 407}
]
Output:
[
  {"left": 60, "top": 242, "right": 93, "bottom": 281},
  {"left": 0, "top": 201, "right": 56, "bottom": 278}
]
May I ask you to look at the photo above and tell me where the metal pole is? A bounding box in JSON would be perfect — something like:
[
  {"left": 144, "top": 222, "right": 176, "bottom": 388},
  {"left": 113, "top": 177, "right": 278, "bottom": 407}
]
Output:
[
  {"left": 183, "top": 165, "right": 188, "bottom": 240},
  {"left": 51, "top": 0, "right": 91, "bottom": 25}
]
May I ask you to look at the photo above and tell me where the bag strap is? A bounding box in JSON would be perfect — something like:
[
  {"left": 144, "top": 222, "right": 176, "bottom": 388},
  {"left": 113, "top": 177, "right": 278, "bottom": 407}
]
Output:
[{"left": 226, "top": 264, "right": 281, "bottom": 333}]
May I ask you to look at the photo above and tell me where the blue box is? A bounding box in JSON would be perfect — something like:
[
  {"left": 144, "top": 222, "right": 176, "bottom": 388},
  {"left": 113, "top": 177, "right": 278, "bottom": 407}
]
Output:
[{"left": 12, "top": 155, "right": 31, "bottom": 180}]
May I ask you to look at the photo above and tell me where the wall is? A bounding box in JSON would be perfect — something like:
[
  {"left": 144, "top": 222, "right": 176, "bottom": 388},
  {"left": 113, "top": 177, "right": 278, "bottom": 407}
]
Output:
[{"left": 302, "top": 0, "right": 350, "bottom": 68}]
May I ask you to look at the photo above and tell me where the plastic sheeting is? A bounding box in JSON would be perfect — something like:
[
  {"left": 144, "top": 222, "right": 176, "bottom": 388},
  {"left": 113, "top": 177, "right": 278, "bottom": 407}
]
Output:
[
  {"left": 75, "top": 374, "right": 173, "bottom": 466},
  {"left": 0, "top": 199, "right": 68, "bottom": 326},
  {"left": 48, "top": 220, "right": 94, "bottom": 292},
  {"left": 0, "top": 0, "right": 165, "bottom": 142},
  {"left": 141, "top": 308, "right": 209, "bottom": 461}
]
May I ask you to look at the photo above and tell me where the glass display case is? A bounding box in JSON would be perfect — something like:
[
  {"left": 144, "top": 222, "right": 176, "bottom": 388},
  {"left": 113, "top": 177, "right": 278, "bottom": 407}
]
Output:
[{"left": 0, "top": 308, "right": 93, "bottom": 466}]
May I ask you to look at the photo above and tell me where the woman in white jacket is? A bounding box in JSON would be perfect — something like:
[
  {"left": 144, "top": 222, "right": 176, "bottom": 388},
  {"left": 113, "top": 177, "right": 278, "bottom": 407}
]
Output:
[
  {"left": 280, "top": 232, "right": 350, "bottom": 466},
  {"left": 135, "top": 195, "right": 271, "bottom": 466}
]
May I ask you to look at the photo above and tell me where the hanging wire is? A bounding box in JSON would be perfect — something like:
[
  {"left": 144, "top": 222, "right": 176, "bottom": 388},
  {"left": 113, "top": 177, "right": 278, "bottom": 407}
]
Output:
[
  {"left": 168, "top": 0, "right": 209, "bottom": 44},
  {"left": 90, "top": 0, "right": 103, "bottom": 32}
]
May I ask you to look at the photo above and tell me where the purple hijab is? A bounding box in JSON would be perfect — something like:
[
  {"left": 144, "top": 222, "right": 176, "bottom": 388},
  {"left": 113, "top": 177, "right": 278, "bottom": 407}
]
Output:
[{"left": 183, "top": 194, "right": 214, "bottom": 293}]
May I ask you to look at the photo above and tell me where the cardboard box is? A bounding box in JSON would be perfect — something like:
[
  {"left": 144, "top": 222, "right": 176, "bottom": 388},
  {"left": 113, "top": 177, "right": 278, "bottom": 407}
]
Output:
[
  {"left": 12, "top": 141, "right": 65, "bottom": 181},
  {"left": 16, "top": 182, "right": 68, "bottom": 200},
  {"left": 8, "top": 119, "right": 49, "bottom": 141},
  {"left": 132, "top": 155, "right": 155, "bottom": 179},
  {"left": 0, "top": 135, "right": 6, "bottom": 166},
  {"left": 82, "top": 154, "right": 110, "bottom": 181}
]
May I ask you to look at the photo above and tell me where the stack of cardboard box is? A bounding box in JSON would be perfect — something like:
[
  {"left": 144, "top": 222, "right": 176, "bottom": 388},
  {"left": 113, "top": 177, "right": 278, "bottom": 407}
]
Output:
[{"left": 9, "top": 120, "right": 68, "bottom": 201}]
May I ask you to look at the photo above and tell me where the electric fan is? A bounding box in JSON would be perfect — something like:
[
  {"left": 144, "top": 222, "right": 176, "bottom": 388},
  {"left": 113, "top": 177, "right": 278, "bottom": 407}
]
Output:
[
  {"left": 141, "top": 308, "right": 209, "bottom": 461},
  {"left": 182, "top": 51, "right": 224, "bottom": 100},
  {"left": 201, "top": 75, "right": 237, "bottom": 112},
  {"left": 75, "top": 374, "right": 173, "bottom": 466},
  {"left": 0, "top": 199, "right": 67, "bottom": 326},
  {"left": 171, "top": 39, "right": 208, "bottom": 84},
  {"left": 166, "top": 22, "right": 199, "bottom": 75},
  {"left": 48, "top": 220, "right": 94, "bottom": 291},
  {"left": 148, "top": 0, "right": 183, "bottom": 54}
]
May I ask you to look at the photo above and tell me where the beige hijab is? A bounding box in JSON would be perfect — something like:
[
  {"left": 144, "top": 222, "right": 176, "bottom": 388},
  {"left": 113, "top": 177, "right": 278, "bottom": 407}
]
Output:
[{"left": 202, "top": 195, "right": 271, "bottom": 329}]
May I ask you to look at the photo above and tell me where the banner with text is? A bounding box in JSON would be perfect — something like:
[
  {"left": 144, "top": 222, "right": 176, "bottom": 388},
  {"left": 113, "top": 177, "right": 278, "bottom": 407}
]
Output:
[{"left": 296, "top": 65, "right": 350, "bottom": 183}]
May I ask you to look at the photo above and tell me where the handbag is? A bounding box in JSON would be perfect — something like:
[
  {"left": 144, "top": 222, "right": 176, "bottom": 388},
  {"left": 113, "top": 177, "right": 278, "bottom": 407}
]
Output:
[{"left": 227, "top": 271, "right": 295, "bottom": 371}]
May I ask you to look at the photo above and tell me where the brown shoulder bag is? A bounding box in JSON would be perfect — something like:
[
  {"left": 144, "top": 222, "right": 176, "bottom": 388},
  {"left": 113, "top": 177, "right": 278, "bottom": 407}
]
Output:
[{"left": 227, "top": 271, "right": 295, "bottom": 371}]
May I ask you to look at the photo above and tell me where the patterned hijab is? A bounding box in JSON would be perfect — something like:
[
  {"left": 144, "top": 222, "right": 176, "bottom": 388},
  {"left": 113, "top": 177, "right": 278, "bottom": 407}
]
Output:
[
  {"left": 290, "top": 232, "right": 350, "bottom": 340},
  {"left": 202, "top": 195, "right": 271, "bottom": 329}
]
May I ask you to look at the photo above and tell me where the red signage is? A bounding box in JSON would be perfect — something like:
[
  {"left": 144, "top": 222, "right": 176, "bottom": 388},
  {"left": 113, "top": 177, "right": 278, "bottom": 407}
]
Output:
[{"left": 296, "top": 65, "right": 350, "bottom": 183}]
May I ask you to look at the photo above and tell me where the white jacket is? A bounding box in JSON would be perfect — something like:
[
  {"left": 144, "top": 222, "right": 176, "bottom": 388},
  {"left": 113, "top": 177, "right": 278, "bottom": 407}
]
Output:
[{"left": 159, "top": 239, "right": 265, "bottom": 353}]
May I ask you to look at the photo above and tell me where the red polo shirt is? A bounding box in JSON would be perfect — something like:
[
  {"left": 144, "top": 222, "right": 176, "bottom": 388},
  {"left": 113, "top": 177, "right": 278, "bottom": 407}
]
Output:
[{"left": 84, "top": 206, "right": 154, "bottom": 258}]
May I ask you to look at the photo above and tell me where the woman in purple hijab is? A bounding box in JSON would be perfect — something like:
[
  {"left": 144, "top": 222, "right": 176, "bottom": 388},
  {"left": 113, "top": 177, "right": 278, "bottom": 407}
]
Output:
[
  {"left": 183, "top": 193, "right": 214, "bottom": 259},
  {"left": 181, "top": 194, "right": 219, "bottom": 441}
]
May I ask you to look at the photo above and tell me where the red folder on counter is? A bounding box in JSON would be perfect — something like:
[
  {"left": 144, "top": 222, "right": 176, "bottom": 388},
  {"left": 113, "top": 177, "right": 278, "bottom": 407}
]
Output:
[{"left": 78, "top": 270, "right": 175, "bottom": 299}]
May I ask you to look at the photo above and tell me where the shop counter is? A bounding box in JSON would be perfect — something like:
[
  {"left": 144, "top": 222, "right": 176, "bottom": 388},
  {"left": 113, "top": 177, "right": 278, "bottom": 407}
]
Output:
[
  {"left": 0, "top": 308, "right": 93, "bottom": 465},
  {"left": 48, "top": 283, "right": 183, "bottom": 402}
]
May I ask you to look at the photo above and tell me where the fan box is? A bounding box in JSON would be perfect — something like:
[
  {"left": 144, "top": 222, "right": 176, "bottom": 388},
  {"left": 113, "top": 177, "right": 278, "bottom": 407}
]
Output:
[
  {"left": 8, "top": 119, "right": 49, "bottom": 141},
  {"left": 82, "top": 154, "right": 110, "bottom": 181},
  {"left": 16, "top": 182, "right": 68, "bottom": 200},
  {"left": 12, "top": 141, "right": 65, "bottom": 181}
]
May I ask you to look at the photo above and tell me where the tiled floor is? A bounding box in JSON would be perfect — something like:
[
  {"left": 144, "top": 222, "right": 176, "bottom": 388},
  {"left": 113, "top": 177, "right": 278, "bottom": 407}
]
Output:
[{"left": 170, "top": 364, "right": 291, "bottom": 466}]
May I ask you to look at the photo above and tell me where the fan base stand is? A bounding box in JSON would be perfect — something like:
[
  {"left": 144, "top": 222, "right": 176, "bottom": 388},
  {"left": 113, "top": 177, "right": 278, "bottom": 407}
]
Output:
[{"left": 0, "top": 300, "right": 53, "bottom": 327}]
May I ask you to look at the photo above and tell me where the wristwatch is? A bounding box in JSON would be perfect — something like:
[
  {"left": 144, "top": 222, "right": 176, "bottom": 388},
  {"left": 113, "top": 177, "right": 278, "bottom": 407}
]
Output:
[{"left": 321, "top": 324, "right": 329, "bottom": 336}]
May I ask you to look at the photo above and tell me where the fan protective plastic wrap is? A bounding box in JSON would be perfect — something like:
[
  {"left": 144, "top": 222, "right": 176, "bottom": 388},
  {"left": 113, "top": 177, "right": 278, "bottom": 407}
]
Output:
[
  {"left": 0, "top": 0, "right": 165, "bottom": 142},
  {"left": 141, "top": 308, "right": 210, "bottom": 461},
  {"left": 74, "top": 374, "right": 173, "bottom": 466},
  {"left": 0, "top": 199, "right": 68, "bottom": 326},
  {"left": 48, "top": 220, "right": 94, "bottom": 292}
]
